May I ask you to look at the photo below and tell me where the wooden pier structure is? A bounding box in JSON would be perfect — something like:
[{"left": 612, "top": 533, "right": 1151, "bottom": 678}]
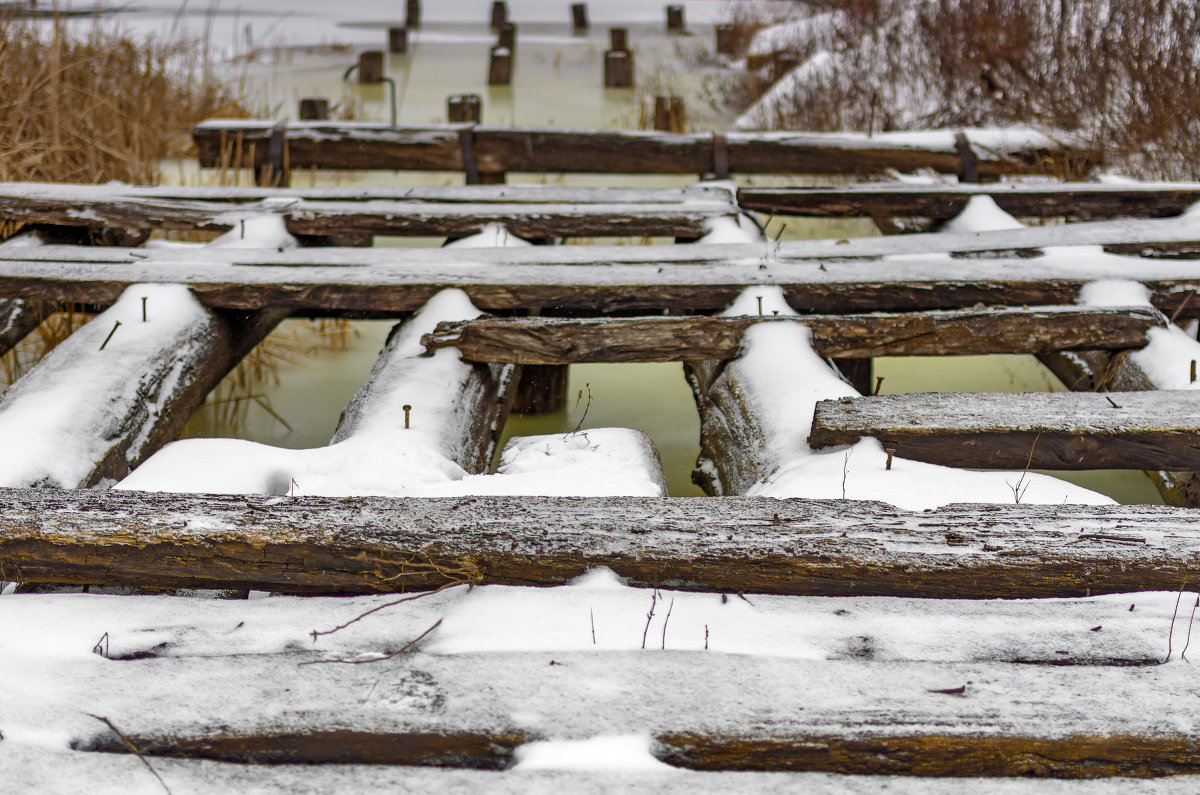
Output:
[{"left": 5, "top": 123, "right": 1200, "bottom": 787}]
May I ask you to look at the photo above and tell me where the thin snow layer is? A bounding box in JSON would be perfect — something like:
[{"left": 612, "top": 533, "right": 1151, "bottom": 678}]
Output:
[
  {"left": 1079, "top": 278, "right": 1200, "bottom": 390},
  {"left": 941, "top": 195, "right": 1026, "bottom": 233},
  {"left": 444, "top": 223, "right": 532, "bottom": 249},
  {"left": 206, "top": 214, "right": 298, "bottom": 250},
  {"left": 119, "top": 290, "right": 665, "bottom": 498},
  {"left": 697, "top": 213, "right": 764, "bottom": 244},
  {"left": 513, "top": 735, "right": 677, "bottom": 772},
  {"left": 720, "top": 287, "right": 1112, "bottom": 509},
  {"left": 0, "top": 284, "right": 213, "bottom": 488},
  {"left": 736, "top": 50, "right": 838, "bottom": 130}
]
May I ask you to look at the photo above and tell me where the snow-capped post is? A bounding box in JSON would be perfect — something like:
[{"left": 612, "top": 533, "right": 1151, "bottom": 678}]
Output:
[
  {"left": 715, "top": 23, "right": 736, "bottom": 55},
  {"left": 297, "top": 98, "right": 329, "bottom": 120},
  {"left": 604, "top": 50, "right": 633, "bottom": 88},
  {"left": 405, "top": 0, "right": 420, "bottom": 28},
  {"left": 571, "top": 2, "right": 587, "bottom": 32},
  {"left": 490, "top": 1, "right": 507, "bottom": 31},
  {"left": 488, "top": 45, "right": 513, "bottom": 86},
  {"left": 666, "top": 5, "right": 684, "bottom": 33},
  {"left": 447, "top": 94, "right": 481, "bottom": 123},
  {"left": 388, "top": 27, "right": 408, "bottom": 55},
  {"left": 497, "top": 22, "right": 517, "bottom": 55}
]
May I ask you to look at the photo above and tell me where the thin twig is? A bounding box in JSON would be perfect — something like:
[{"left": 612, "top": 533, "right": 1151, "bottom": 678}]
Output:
[
  {"left": 1165, "top": 574, "right": 1189, "bottom": 663},
  {"left": 590, "top": 608, "right": 596, "bottom": 645},
  {"left": 1006, "top": 431, "right": 1041, "bottom": 504},
  {"left": 88, "top": 714, "right": 171, "bottom": 795},
  {"left": 300, "top": 619, "right": 442, "bottom": 666},
  {"left": 311, "top": 581, "right": 464, "bottom": 640},
  {"left": 641, "top": 591, "right": 658, "bottom": 650},
  {"left": 661, "top": 598, "right": 675, "bottom": 650},
  {"left": 1182, "top": 596, "right": 1198, "bottom": 663}
]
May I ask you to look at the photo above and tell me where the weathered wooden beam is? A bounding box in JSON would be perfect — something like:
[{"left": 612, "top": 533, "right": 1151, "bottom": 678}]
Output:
[
  {"left": 4, "top": 489, "right": 1200, "bottom": 597},
  {"left": 0, "top": 287, "right": 283, "bottom": 488},
  {"left": 809, "top": 390, "right": 1200, "bottom": 470},
  {"left": 423, "top": 307, "right": 1164, "bottom": 364},
  {"left": 738, "top": 183, "right": 1200, "bottom": 221},
  {"left": 0, "top": 297, "right": 48, "bottom": 358},
  {"left": 193, "top": 122, "right": 1097, "bottom": 177}
]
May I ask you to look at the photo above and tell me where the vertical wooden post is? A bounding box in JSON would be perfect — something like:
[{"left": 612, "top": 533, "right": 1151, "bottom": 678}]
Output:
[
  {"left": 604, "top": 50, "right": 633, "bottom": 88},
  {"left": 298, "top": 98, "right": 330, "bottom": 120},
  {"left": 447, "top": 94, "right": 482, "bottom": 123},
  {"left": 490, "top": 1, "right": 507, "bottom": 30},
  {"left": 358, "top": 51, "right": 385, "bottom": 84},
  {"left": 571, "top": 3, "right": 588, "bottom": 32},
  {"left": 388, "top": 27, "right": 408, "bottom": 54},
  {"left": 488, "top": 46, "right": 513, "bottom": 85},
  {"left": 610, "top": 27, "right": 629, "bottom": 52},
  {"left": 666, "top": 5, "right": 684, "bottom": 32},
  {"left": 715, "top": 23, "right": 736, "bottom": 54},
  {"left": 253, "top": 119, "right": 289, "bottom": 188},
  {"left": 406, "top": 0, "right": 420, "bottom": 28},
  {"left": 497, "top": 22, "right": 517, "bottom": 54},
  {"left": 653, "top": 95, "right": 685, "bottom": 131},
  {"left": 511, "top": 365, "right": 568, "bottom": 415},
  {"left": 832, "top": 359, "right": 874, "bottom": 397}
]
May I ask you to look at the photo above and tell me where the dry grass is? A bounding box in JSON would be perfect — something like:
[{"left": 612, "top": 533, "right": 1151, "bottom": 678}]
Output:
[{"left": 737, "top": 0, "right": 1200, "bottom": 179}]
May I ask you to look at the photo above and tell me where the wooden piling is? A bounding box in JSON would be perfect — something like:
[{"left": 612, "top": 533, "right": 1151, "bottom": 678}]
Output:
[
  {"left": 447, "top": 94, "right": 482, "bottom": 123},
  {"left": 488, "top": 46, "right": 513, "bottom": 86},
  {"left": 357, "top": 50, "right": 384, "bottom": 84},
  {"left": 653, "top": 95, "right": 685, "bottom": 132},
  {"left": 609, "top": 27, "right": 628, "bottom": 52},
  {"left": 490, "top": 0, "right": 507, "bottom": 30},
  {"left": 511, "top": 364, "right": 567, "bottom": 414},
  {"left": 388, "top": 26, "right": 408, "bottom": 54},
  {"left": 405, "top": 0, "right": 420, "bottom": 28},
  {"left": 497, "top": 22, "right": 516, "bottom": 54},
  {"left": 715, "top": 23, "right": 736, "bottom": 55},
  {"left": 571, "top": 2, "right": 587, "bottom": 32},
  {"left": 666, "top": 4, "right": 685, "bottom": 32},
  {"left": 604, "top": 50, "right": 633, "bottom": 88},
  {"left": 297, "top": 97, "right": 330, "bottom": 120}
]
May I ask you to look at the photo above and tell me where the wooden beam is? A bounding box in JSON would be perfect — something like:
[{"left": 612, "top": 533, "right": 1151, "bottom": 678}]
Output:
[
  {"left": 738, "top": 183, "right": 1200, "bottom": 220},
  {"left": 0, "top": 297, "right": 48, "bottom": 358},
  {"left": 809, "top": 390, "right": 1200, "bottom": 470},
  {"left": 4, "top": 489, "right": 1200, "bottom": 597},
  {"left": 0, "top": 288, "right": 283, "bottom": 488},
  {"left": 422, "top": 307, "right": 1164, "bottom": 364},
  {"left": 193, "top": 122, "right": 1097, "bottom": 177}
]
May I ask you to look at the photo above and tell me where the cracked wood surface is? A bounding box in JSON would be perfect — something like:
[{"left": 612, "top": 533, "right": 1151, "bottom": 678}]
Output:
[
  {"left": 422, "top": 307, "right": 1163, "bottom": 364},
  {"left": 810, "top": 391, "right": 1200, "bottom": 470},
  {"left": 3, "top": 490, "right": 1200, "bottom": 597}
]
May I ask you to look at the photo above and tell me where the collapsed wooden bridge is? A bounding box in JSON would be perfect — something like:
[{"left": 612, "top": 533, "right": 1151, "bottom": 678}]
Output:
[{"left": 4, "top": 139, "right": 1200, "bottom": 787}]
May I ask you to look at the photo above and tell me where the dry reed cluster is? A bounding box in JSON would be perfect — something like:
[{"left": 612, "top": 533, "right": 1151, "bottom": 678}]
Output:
[{"left": 736, "top": 0, "right": 1200, "bottom": 179}]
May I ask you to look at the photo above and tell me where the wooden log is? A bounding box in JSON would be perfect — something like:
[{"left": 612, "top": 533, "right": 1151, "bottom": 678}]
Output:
[
  {"left": 715, "top": 23, "right": 736, "bottom": 55},
  {"left": 604, "top": 50, "right": 633, "bottom": 88},
  {"left": 447, "top": 94, "right": 481, "bottom": 123},
  {"left": 422, "top": 308, "right": 1166, "bottom": 364},
  {"left": 5, "top": 489, "right": 1200, "bottom": 596},
  {"left": 488, "top": 47, "right": 513, "bottom": 86},
  {"left": 297, "top": 97, "right": 330, "bottom": 120},
  {"left": 0, "top": 288, "right": 284, "bottom": 488},
  {"left": 388, "top": 26, "right": 408, "bottom": 54},
  {"left": 0, "top": 297, "right": 48, "bottom": 358},
  {"left": 685, "top": 353, "right": 770, "bottom": 496},
  {"left": 9, "top": 244, "right": 1200, "bottom": 319},
  {"left": 571, "top": 2, "right": 587, "bottom": 32},
  {"left": 738, "top": 183, "right": 1200, "bottom": 221},
  {"left": 358, "top": 51, "right": 385, "bottom": 84},
  {"left": 510, "top": 363, "right": 567, "bottom": 413},
  {"left": 609, "top": 27, "right": 628, "bottom": 52},
  {"left": 406, "top": 0, "right": 420, "bottom": 28},
  {"left": 666, "top": 4, "right": 684, "bottom": 32},
  {"left": 809, "top": 390, "right": 1200, "bottom": 470},
  {"left": 193, "top": 122, "right": 1100, "bottom": 178}
]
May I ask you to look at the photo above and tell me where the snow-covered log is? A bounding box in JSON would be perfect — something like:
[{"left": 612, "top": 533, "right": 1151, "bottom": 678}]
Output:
[
  {"left": 424, "top": 307, "right": 1163, "bottom": 364},
  {"left": 4, "top": 488, "right": 1200, "bottom": 597},
  {"left": 0, "top": 285, "right": 283, "bottom": 488}
]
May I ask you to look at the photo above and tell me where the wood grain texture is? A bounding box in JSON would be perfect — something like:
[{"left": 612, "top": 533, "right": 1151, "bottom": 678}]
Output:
[
  {"left": 0, "top": 297, "right": 48, "bottom": 357},
  {"left": 809, "top": 391, "right": 1200, "bottom": 470},
  {"left": 4, "top": 489, "right": 1200, "bottom": 597},
  {"left": 422, "top": 307, "right": 1164, "bottom": 364}
]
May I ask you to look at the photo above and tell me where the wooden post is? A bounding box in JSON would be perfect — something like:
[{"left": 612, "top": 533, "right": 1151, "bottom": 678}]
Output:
[
  {"left": 571, "top": 2, "right": 588, "bottom": 32},
  {"left": 388, "top": 26, "right": 408, "bottom": 54},
  {"left": 832, "top": 358, "right": 873, "bottom": 396},
  {"left": 297, "top": 98, "right": 330, "bottom": 120},
  {"left": 490, "top": 0, "right": 507, "bottom": 30},
  {"left": 715, "top": 23, "right": 736, "bottom": 55},
  {"left": 653, "top": 95, "right": 685, "bottom": 132},
  {"left": 447, "top": 94, "right": 482, "bottom": 123},
  {"left": 610, "top": 27, "right": 628, "bottom": 52},
  {"left": 358, "top": 50, "right": 384, "bottom": 84},
  {"left": 253, "top": 119, "right": 289, "bottom": 188},
  {"left": 604, "top": 50, "right": 633, "bottom": 88},
  {"left": 511, "top": 364, "right": 567, "bottom": 414},
  {"left": 666, "top": 4, "right": 684, "bottom": 32},
  {"left": 405, "top": 0, "right": 420, "bottom": 28},
  {"left": 497, "top": 22, "right": 517, "bottom": 54},
  {"left": 488, "top": 46, "right": 513, "bottom": 85}
]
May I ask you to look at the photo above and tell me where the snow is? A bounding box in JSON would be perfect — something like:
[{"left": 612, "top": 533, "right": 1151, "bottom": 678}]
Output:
[
  {"left": 941, "top": 195, "right": 1026, "bottom": 233},
  {"left": 513, "top": 735, "right": 677, "bottom": 772},
  {"left": 444, "top": 222, "right": 532, "bottom": 249}
]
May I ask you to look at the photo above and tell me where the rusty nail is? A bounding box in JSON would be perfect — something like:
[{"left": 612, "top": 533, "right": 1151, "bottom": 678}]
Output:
[
  {"left": 141, "top": 296, "right": 147, "bottom": 322},
  {"left": 873, "top": 376, "right": 884, "bottom": 395},
  {"left": 885, "top": 448, "right": 896, "bottom": 470},
  {"left": 99, "top": 320, "right": 121, "bottom": 350},
  {"left": 403, "top": 404, "right": 412, "bottom": 429}
]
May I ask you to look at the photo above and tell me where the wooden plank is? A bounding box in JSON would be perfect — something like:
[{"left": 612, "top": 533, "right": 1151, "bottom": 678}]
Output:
[
  {"left": 809, "top": 391, "right": 1200, "bottom": 470},
  {"left": 422, "top": 307, "right": 1164, "bottom": 364},
  {"left": 0, "top": 287, "right": 283, "bottom": 488},
  {"left": 45, "top": 647, "right": 1200, "bottom": 776},
  {"left": 0, "top": 297, "right": 48, "bottom": 358},
  {"left": 4, "top": 244, "right": 1200, "bottom": 318},
  {"left": 4, "top": 489, "right": 1200, "bottom": 597},
  {"left": 193, "top": 122, "right": 1097, "bottom": 177},
  {"left": 739, "top": 183, "right": 1200, "bottom": 220}
]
